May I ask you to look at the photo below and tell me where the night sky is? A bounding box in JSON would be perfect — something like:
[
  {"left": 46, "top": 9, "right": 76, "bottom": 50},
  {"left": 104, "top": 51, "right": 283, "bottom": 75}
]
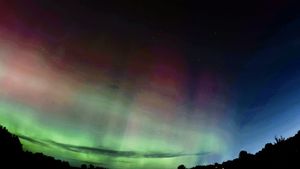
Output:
[{"left": 1, "top": 0, "right": 300, "bottom": 169}]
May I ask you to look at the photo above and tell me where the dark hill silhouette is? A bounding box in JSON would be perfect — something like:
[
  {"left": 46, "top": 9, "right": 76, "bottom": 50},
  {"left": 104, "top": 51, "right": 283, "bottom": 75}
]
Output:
[
  {"left": 179, "top": 130, "right": 300, "bottom": 169},
  {"left": 0, "top": 125, "right": 106, "bottom": 169}
]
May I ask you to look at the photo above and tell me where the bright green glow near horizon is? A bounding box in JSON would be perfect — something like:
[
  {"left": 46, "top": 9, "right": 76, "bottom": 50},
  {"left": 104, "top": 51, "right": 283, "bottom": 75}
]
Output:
[
  {"left": 0, "top": 37, "right": 233, "bottom": 169},
  {"left": 0, "top": 99, "right": 228, "bottom": 169}
]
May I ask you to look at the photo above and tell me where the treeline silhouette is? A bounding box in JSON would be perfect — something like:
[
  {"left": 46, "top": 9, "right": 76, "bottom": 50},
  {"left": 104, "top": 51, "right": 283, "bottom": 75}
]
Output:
[
  {"left": 3, "top": 123, "right": 300, "bottom": 169},
  {"left": 0, "top": 125, "right": 106, "bottom": 169},
  {"left": 179, "top": 130, "right": 300, "bottom": 169}
]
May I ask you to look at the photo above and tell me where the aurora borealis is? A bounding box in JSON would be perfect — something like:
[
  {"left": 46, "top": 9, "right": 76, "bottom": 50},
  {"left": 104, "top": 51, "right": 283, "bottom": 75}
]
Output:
[
  {"left": 1, "top": 1, "right": 300, "bottom": 169},
  {"left": 0, "top": 33, "right": 231, "bottom": 168}
]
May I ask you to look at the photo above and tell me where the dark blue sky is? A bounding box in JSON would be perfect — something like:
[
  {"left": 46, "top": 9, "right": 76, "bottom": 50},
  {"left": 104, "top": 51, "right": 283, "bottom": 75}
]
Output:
[{"left": 234, "top": 17, "right": 300, "bottom": 154}]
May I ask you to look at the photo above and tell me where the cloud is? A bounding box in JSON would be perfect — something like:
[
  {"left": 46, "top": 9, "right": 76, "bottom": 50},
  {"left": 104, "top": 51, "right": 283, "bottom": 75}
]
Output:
[
  {"left": 18, "top": 135, "right": 210, "bottom": 158},
  {"left": 18, "top": 134, "right": 49, "bottom": 147},
  {"left": 47, "top": 140, "right": 211, "bottom": 158}
]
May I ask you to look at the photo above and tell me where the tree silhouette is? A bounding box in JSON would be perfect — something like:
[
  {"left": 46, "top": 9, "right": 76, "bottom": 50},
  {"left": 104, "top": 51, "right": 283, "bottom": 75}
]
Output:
[
  {"left": 274, "top": 136, "right": 285, "bottom": 144},
  {"left": 178, "top": 164, "right": 186, "bottom": 169},
  {"left": 239, "top": 150, "right": 248, "bottom": 159},
  {"left": 0, "top": 125, "right": 106, "bottom": 169},
  {"left": 188, "top": 130, "right": 300, "bottom": 169}
]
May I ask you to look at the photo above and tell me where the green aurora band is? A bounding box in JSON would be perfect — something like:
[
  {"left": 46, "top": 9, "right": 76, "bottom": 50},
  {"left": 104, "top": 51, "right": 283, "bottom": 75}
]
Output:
[{"left": 0, "top": 27, "right": 235, "bottom": 169}]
